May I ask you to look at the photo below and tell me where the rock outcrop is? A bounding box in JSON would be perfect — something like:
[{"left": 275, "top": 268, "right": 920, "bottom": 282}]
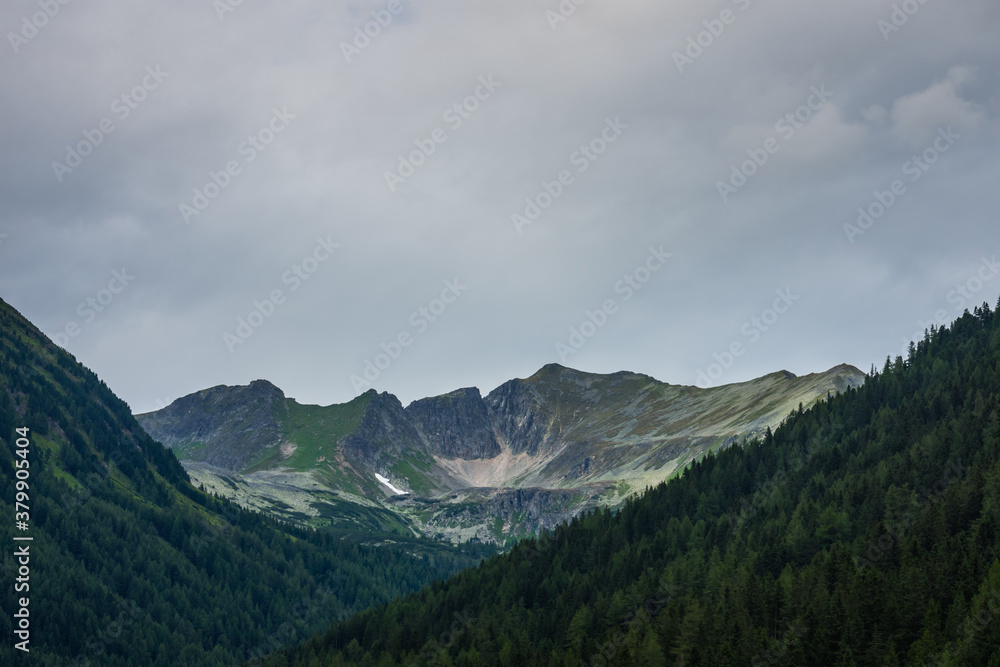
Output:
[
  {"left": 405, "top": 387, "right": 501, "bottom": 460},
  {"left": 136, "top": 379, "right": 286, "bottom": 471},
  {"left": 340, "top": 390, "right": 425, "bottom": 470}
]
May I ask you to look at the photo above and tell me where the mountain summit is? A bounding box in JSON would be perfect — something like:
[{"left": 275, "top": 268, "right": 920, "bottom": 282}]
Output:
[
  {"left": 271, "top": 301, "right": 1000, "bottom": 667},
  {"left": 136, "top": 362, "right": 865, "bottom": 543}
]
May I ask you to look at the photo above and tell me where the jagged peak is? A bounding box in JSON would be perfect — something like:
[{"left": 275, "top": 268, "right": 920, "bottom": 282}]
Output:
[
  {"left": 829, "top": 363, "right": 865, "bottom": 375},
  {"left": 248, "top": 378, "right": 282, "bottom": 392},
  {"left": 694, "top": 364, "right": 866, "bottom": 392},
  {"left": 528, "top": 363, "right": 657, "bottom": 384},
  {"left": 139, "top": 379, "right": 285, "bottom": 417},
  {"left": 405, "top": 386, "right": 483, "bottom": 409},
  {"left": 190, "top": 378, "right": 284, "bottom": 397},
  {"left": 363, "top": 389, "right": 406, "bottom": 412},
  {"left": 795, "top": 363, "right": 867, "bottom": 382},
  {"left": 537, "top": 362, "right": 570, "bottom": 373}
]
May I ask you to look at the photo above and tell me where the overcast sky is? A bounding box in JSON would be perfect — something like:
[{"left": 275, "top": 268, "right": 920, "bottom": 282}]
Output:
[{"left": 1, "top": 0, "right": 999, "bottom": 414}]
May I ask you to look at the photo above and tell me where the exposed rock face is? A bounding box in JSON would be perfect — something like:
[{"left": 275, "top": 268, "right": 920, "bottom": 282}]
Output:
[
  {"left": 484, "top": 378, "right": 553, "bottom": 456},
  {"left": 483, "top": 365, "right": 663, "bottom": 459},
  {"left": 405, "top": 388, "right": 501, "bottom": 460},
  {"left": 475, "top": 487, "right": 601, "bottom": 535},
  {"left": 136, "top": 379, "right": 286, "bottom": 471},
  {"left": 388, "top": 485, "right": 612, "bottom": 543},
  {"left": 340, "top": 391, "right": 425, "bottom": 471},
  {"left": 827, "top": 364, "right": 867, "bottom": 393}
]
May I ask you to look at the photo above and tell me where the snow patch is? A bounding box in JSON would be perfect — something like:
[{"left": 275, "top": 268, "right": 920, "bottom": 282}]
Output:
[{"left": 375, "top": 473, "right": 406, "bottom": 495}]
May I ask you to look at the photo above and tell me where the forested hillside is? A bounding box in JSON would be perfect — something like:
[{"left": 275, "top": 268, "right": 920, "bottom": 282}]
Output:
[
  {"left": 0, "top": 299, "right": 493, "bottom": 666},
  {"left": 276, "top": 300, "right": 1000, "bottom": 666}
]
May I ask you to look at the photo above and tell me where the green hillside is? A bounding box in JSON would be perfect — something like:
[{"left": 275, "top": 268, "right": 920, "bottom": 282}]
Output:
[
  {"left": 137, "top": 359, "right": 864, "bottom": 545},
  {"left": 273, "top": 299, "right": 1000, "bottom": 666},
  {"left": 0, "top": 298, "right": 494, "bottom": 666},
  {"left": 278, "top": 397, "right": 370, "bottom": 472}
]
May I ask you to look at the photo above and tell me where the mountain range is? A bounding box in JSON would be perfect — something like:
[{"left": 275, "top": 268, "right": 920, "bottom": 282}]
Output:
[
  {"left": 0, "top": 298, "right": 493, "bottom": 665},
  {"left": 269, "top": 300, "right": 1000, "bottom": 666},
  {"left": 4, "top": 291, "right": 1000, "bottom": 665},
  {"left": 136, "top": 362, "right": 865, "bottom": 543}
]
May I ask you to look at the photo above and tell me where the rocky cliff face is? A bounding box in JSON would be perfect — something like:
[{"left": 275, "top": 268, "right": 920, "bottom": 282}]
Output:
[
  {"left": 482, "top": 365, "right": 668, "bottom": 459},
  {"left": 405, "top": 388, "right": 501, "bottom": 460},
  {"left": 340, "top": 391, "right": 425, "bottom": 470},
  {"left": 483, "top": 377, "right": 554, "bottom": 456},
  {"left": 136, "top": 379, "right": 286, "bottom": 471},
  {"left": 387, "top": 485, "right": 613, "bottom": 543}
]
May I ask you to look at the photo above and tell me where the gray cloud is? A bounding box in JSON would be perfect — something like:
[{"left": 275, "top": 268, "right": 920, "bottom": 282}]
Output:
[{"left": 1, "top": 0, "right": 998, "bottom": 412}]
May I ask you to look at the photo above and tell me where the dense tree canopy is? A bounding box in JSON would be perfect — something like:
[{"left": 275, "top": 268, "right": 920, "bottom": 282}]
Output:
[
  {"left": 275, "top": 299, "right": 1000, "bottom": 666},
  {"left": 0, "top": 299, "right": 493, "bottom": 666}
]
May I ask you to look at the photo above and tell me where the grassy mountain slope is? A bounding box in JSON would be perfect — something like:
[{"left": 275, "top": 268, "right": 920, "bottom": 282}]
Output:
[
  {"left": 136, "top": 363, "right": 864, "bottom": 544},
  {"left": 273, "top": 300, "right": 1000, "bottom": 666},
  {"left": 0, "top": 298, "right": 493, "bottom": 666},
  {"left": 481, "top": 362, "right": 865, "bottom": 490}
]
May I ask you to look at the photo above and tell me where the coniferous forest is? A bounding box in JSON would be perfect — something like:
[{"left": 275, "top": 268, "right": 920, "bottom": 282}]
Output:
[
  {"left": 4, "top": 1, "right": 999, "bottom": 665},
  {"left": 0, "top": 299, "right": 494, "bottom": 666},
  {"left": 271, "top": 299, "right": 1000, "bottom": 666},
  {"left": 5, "top": 294, "right": 1000, "bottom": 665}
]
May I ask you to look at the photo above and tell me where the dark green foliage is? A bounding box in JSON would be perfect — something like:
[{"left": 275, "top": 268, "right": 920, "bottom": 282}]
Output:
[
  {"left": 274, "top": 300, "right": 1000, "bottom": 666},
  {"left": 0, "top": 299, "right": 493, "bottom": 666}
]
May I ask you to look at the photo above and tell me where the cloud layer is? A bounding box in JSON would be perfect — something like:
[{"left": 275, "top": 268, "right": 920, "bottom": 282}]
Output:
[{"left": 1, "top": 0, "right": 998, "bottom": 411}]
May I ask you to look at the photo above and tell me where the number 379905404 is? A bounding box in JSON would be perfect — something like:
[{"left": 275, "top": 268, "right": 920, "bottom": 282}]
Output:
[{"left": 14, "top": 427, "right": 30, "bottom": 523}]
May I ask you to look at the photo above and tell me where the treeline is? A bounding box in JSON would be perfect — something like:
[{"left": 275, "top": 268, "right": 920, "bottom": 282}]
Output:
[
  {"left": 0, "top": 299, "right": 493, "bottom": 666},
  {"left": 274, "top": 300, "right": 1000, "bottom": 666}
]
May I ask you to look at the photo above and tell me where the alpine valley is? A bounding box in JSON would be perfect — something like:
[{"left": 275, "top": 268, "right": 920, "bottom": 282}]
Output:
[
  {"left": 135, "top": 363, "right": 865, "bottom": 545},
  {"left": 0, "top": 298, "right": 495, "bottom": 666},
  {"left": 5, "top": 293, "right": 1000, "bottom": 666}
]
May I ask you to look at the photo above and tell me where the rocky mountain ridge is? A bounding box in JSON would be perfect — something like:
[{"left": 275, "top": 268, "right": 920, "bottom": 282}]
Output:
[{"left": 136, "top": 362, "right": 866, "bottom": 543}]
